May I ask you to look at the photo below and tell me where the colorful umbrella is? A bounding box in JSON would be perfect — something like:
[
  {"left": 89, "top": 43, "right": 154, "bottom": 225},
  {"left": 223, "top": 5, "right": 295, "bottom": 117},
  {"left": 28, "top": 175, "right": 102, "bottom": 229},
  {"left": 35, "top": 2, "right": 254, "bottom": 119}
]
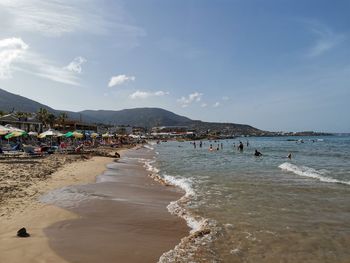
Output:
[
  {"left": 5, "top": 131, "right": 27, "bottom": 139},
  {"left": 0, "top": 125, "right": 11, "bottom": 135},
  {"left": 91, "top": 133, "right": 99, "bottom": 138},
  {"left": 64, "top": 131, "right": 74, "bottom": 138},
  {"left": 38, "top": 129, "right": 63, "bottom": 138},
  {"left": 73, "top": 131, "right": 84, "bottom": 139}
]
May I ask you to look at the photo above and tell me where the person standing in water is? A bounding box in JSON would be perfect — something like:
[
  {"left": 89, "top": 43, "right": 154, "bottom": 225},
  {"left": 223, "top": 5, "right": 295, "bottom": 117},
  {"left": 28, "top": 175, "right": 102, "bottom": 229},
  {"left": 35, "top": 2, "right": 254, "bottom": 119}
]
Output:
[
  {"left": 238, "top": 141, "right": 244, "bottom": 151},
  {"left": 221, "top": 143, "right": 223, "bottom": 150},
  {"left": 199, "top": 141, "right": 203, "bottom": 148},
  {"left": 287, "top": 153, "right": 292, "bottom": 159}
]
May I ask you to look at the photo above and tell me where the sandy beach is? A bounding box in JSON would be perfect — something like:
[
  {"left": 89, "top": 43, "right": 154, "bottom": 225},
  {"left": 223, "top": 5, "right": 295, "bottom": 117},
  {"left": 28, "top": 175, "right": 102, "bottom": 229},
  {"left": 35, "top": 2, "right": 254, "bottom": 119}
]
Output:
[{"left": 0, "top": 147, "right": 189, "bottom": 263}]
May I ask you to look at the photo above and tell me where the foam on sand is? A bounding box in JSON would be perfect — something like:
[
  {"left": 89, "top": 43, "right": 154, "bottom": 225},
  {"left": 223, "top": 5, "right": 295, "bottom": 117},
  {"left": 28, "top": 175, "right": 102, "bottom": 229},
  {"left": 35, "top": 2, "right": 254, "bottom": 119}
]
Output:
[{"left": 279, "top": 162, "right": 350, "bottom": 185}]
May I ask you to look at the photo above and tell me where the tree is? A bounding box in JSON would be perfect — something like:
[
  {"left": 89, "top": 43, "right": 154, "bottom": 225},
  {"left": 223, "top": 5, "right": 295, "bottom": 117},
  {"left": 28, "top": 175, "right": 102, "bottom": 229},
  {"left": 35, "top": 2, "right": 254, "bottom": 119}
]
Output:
[
  {"left": 15, "top": 111, "right": 32, "bottom": 120},
  {"left": 47, "top": 113, "right": 56, "bottom": 128},
  {"left": 37, "top": 108, "right": 49, "bottom": 128},
  {"left": 57, "top": 112, "right": 68, "bottom": 130}
]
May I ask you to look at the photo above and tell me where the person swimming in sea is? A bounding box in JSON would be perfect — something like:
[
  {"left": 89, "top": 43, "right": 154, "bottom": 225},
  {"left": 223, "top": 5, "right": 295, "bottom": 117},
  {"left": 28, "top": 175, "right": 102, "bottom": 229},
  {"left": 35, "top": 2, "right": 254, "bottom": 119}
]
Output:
[
  {"left": 254, "top": 149, "right": 262, "bottom": 156},
  {"left": 238, "top": 141, "right": 244, "bottom": 151},
  {"left": 209, "top": 144, "right": 213, "bottom": 151}
]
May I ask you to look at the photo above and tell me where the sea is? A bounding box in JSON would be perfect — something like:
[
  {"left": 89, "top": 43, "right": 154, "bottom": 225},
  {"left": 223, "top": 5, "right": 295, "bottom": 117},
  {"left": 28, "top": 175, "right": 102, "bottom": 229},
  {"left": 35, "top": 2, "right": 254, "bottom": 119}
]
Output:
[
  {"left": 40, "top": 135, "right": 350, "bottom": 263},
  {"left": 149, "top": 135, "right": 350, "bottom": 263}
]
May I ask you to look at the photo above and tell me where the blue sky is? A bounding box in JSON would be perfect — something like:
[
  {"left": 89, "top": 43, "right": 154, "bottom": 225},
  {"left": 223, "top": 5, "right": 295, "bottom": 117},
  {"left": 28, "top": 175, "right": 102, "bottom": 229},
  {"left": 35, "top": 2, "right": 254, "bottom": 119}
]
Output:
[{"left": 0, "top": 0, "right": 349, "bottom": 132}]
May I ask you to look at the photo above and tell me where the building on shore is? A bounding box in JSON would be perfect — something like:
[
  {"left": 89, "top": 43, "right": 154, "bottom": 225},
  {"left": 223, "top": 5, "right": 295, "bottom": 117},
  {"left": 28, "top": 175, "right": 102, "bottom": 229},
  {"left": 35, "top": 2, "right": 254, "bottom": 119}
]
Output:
[
  {"left": 53, "top": 120, "right": 97, "bottom": 133},
  {"left": 151, "top": 126, "right": 196, "bottom": 139},
  {"left": 0, "top": 113, "right": 43, "bottom": 132}
]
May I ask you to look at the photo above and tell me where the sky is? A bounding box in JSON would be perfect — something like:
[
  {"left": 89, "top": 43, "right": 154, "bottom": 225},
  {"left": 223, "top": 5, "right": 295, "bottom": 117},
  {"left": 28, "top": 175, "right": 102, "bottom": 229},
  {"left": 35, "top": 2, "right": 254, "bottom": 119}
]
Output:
[{"left": 0, "top": 0, "right": 349, "bottom": 132}]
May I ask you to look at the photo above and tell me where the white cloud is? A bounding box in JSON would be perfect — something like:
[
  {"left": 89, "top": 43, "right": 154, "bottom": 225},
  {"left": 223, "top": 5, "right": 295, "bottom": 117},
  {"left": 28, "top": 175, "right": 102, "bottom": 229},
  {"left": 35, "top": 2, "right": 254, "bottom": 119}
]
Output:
[
  {"left": 0, "top": 37, "right": 82, "bottom": 85},
  {"left": 64, "top": 57, "right": 87, "bottom": 74},
  {"left": 0, "top": 0, "right": 146, "bottom": 41},
  {"left": 177, "top": 92, "right": 203, "bottom": 107},
  {"left": 108, "top": 74, "right": 136, "bottom": 87},
  {"left": 306, "top": 21, "right": 345, "bottom": 57},
  {"left": 0, "top": 37, "right": 28, "bottom": 79},
  {"left": 222, "top": 96, "right": 230, "bottom": 101},
  {"left": 201, "top": 103, "right": 207, "bottom": 107},
  {"left": 213, "top": 102, "right": 220, "bottom": 107},
  {"left": 130, "top": 90, "right": 169, "bottom": 99}
]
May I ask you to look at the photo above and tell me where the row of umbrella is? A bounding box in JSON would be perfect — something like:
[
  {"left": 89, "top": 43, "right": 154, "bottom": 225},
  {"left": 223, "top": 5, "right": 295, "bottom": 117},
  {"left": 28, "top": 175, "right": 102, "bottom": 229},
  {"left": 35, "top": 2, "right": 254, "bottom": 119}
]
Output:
[
  {"left": 0, "top": 125, "right": 94, "bottom": 139},
  {"left": 1, "top": 125, "right": 139, "bottom": 140}
]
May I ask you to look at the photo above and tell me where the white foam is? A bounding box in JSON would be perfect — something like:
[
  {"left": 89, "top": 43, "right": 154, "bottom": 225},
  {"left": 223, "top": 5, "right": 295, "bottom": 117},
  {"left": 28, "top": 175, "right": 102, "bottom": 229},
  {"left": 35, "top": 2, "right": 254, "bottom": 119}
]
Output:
[
  {"left": 143, "top": 155, "right": 218, "bottom": 262},
  {"left": 163, "top": 174, "right": 195, "bottom": 198},
  {"left": 143, "top": 144, "right": 154, "bottom": 150},
  {"left": 279, "top": 162, "right": 350, "bottom": 185},
  {"left": 144, "top": 160, "right": 160, "bottom": 174}
]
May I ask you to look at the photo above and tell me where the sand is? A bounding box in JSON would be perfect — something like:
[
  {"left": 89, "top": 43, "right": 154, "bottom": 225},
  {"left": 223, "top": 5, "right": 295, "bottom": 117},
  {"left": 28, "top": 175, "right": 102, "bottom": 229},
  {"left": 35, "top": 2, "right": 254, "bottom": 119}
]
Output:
[
  {"left": 0, "top": 155, "right": 113, "bottom": 263},
  {"left": 0, "top": 148, "right": 189, "bottom": 263}
]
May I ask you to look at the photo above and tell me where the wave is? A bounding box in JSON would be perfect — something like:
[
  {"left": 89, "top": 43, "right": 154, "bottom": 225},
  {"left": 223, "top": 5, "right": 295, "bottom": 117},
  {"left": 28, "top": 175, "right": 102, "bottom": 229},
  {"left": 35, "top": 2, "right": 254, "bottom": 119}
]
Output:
[
  {"left": 143, "top": 144, "right": 154, "bottom": 150},
  {"left": 279, "top": 162, "right": 350, "bottom": 185},
  {"left": 141, "top": 158, "right": 220, "bottom": 262}
]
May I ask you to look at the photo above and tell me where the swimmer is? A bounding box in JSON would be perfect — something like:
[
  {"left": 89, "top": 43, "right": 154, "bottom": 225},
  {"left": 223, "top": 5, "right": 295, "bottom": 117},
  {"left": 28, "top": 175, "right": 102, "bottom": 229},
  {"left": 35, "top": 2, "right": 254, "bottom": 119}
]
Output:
[
  {"left": 254, "top": 149, "right": 262, "bottom": 156},
  {"left": 238, "top": 141, "right": 244, "bottom": 151}
]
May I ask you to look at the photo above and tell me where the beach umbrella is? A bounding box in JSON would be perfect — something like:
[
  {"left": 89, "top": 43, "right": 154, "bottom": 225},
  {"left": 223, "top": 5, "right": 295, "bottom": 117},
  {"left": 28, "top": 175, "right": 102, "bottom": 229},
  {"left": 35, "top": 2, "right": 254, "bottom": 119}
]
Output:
[
  {"left": 91, "top": 133, "right": 99, "bottom": 138},
  {"left": 73, "top": 131, "right": 84, "bottom": 139},
  {"left": 38, "top": 129, "right": 63, "bottom": 138},
  {"left": 28, "top": 131, "right": 38, "bottom": 136},
  {"left": 102, "top": 133, "right": 110, "bottom": 138},
  {"left": 5, "top": 131, "right": 27, "bottom": 139},
  {"left": 0, "top": 125, "right": 11, "bottom": 135},
  {"left": 4, "top": 125, "right": 25, "bottom": 133},
  {"left": 64, "top": 131, "right": 74, "bottom": 138}
]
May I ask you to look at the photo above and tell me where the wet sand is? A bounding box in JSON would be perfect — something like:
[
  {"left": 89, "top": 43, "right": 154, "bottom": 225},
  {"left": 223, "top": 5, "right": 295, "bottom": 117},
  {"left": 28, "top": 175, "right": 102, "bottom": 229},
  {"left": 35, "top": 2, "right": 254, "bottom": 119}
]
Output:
[
  {"left": 0, "top": 147, "right": 189, "bottom": 263},
  {"left": 44, "top": 149, "right": 189, "bottom": 262}
]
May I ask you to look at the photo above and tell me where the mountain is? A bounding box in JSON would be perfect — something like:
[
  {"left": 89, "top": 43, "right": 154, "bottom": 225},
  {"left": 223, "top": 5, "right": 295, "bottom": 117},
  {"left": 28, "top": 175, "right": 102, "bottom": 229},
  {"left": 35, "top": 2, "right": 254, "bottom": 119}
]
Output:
[
  {"left": 80, "top": 108, "right": 192, "bottom": 127},
  {"left": 0, "top": 88, "right": 56, "bottom": 113},
  {"left": 0, "top": 88, "right": 264, "bottom": 135},
  {"left": 0, "top": 88, "right": 98, "bottom": 122}
]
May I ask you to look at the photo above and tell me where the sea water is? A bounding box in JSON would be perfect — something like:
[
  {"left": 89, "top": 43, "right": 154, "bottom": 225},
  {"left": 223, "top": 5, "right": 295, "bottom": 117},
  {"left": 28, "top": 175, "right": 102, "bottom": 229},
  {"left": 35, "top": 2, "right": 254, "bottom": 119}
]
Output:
[{"left": 151, "top": 136, "right": 350, "bottom": 263}]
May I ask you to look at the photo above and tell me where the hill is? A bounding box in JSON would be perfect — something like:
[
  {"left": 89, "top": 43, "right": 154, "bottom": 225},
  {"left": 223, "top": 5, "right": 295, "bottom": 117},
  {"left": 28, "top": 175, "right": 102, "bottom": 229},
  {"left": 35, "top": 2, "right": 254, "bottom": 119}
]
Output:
[
  {"left": 80, "top": 108, "right": 192, "bottom": 127},
  {"left": 0, "top": 88, "right": 264, "bottom": 135}
]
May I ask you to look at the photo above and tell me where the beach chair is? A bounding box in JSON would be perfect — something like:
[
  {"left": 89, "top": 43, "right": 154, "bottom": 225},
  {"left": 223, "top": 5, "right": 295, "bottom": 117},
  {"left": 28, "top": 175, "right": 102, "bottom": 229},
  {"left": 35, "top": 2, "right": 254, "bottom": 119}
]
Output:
[{"left": 22, "top": 144, "right": 44, "bottom": 157}]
